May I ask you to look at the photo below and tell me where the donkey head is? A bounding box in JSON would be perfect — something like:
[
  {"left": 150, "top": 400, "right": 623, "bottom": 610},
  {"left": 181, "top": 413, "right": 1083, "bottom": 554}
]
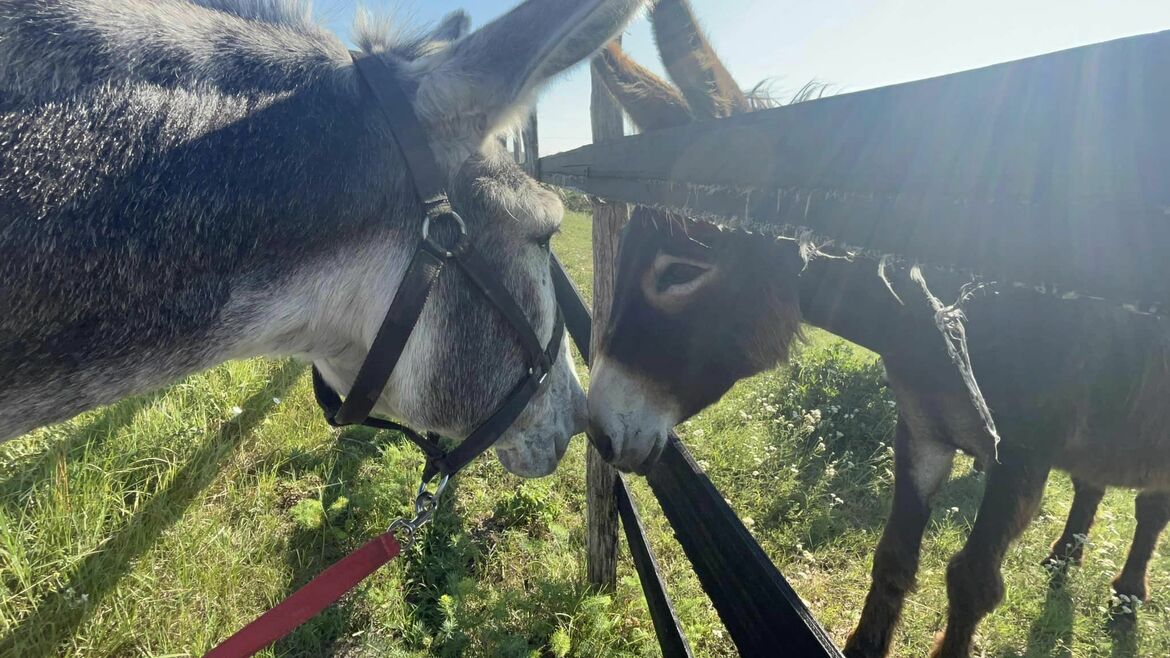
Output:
[
  {"left": 308, "top": 0, "right": 648, "bottom": 478},
  {"left": 585, "top": 0, "right": 807, "bottom": 472},
  {"left": 1, "top": 0, "right": 646, "bottom": 478}
]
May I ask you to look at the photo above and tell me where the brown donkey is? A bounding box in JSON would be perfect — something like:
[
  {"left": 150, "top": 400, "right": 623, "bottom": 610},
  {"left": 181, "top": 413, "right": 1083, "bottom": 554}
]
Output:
[{"left": 585, "top": 2, "right": 1170, "bottom": 657}]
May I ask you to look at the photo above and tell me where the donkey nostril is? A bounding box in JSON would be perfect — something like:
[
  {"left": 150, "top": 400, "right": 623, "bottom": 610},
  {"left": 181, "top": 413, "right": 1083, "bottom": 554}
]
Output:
[{"left": 587, "top": 421, "right": 616, "bottom": 461}]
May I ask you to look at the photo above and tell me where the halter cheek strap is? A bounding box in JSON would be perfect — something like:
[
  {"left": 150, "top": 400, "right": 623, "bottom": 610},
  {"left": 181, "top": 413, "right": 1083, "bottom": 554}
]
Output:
[{"left": 310, "top": 52, "right": 565, "bottom": 480}]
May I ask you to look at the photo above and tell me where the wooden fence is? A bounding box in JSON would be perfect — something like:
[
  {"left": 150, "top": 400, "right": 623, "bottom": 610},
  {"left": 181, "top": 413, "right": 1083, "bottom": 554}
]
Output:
[{"left": 542, "top": 29, "right": 1170, "bottom": 309}]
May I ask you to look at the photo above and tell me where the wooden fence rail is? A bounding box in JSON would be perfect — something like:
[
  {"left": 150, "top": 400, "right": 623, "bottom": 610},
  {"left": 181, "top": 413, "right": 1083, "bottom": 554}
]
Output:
[{"left": 542, "top": 29, "right": 1170, "bottom": 308}]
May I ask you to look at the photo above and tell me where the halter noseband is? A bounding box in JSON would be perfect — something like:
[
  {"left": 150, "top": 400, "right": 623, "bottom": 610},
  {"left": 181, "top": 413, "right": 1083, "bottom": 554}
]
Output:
[{"left": 312, "top": 52, "right": 566, "bottom": 483}]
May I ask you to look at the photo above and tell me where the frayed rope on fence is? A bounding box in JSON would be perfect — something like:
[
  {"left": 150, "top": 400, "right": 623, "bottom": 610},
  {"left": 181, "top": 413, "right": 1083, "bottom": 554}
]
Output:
[{"left": 910, "top": 266, "right": 1001, "bottom": 462}]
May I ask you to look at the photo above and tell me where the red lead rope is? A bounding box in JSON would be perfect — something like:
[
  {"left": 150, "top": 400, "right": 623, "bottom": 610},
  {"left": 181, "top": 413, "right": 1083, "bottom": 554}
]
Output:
[{"left": 205, "top": 531, "right": 402, "bottom": 658}]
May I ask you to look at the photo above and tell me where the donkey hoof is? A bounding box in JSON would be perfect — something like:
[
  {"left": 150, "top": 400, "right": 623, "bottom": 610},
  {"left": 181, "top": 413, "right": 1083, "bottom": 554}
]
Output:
[
  {"left": 1108, "top": 586, "right": 1147, "bottom": 622},
  {"left": 1041, "top": 547, "right": 1082, "bottom": 572},
  {"left": 1111, "top": 578, "right": 1148, "bottom": 605},
  {"left": 842, "top": 632, "right": 886, "bottom": 658},
  {"left": 928, "top": 631, "right": 974, "bottom": 658}
]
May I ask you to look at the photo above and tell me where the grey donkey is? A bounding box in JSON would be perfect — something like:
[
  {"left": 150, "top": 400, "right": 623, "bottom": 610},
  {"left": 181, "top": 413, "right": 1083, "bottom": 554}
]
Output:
[{"left": 0, "top": 0, "right": 648, "bottom": 477}]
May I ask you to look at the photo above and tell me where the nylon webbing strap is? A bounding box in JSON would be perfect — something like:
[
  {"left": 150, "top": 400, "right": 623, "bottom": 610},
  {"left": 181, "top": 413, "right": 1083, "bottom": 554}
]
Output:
[
  {"left": 433, "top": 306, "right": 564, "bottom": 475},
  {"left": 204, "top": 531, "right": 401, "bottom": 658},
  {"left": 351, "top": 52, "right": 447, "bottom": 207},
  {"left": 454, "top": 245, "right": 550, "bottom": 371},
  {"left": 312, "top": 367, "right": 447, "bottom": 463},
  {"left": 551, "top": 255, "right": 592, "bottom": 364},
  {"left": 333, "top": 245, "right": 446, "bottom": 426},
  {"left": 647, "top": 435, "right": 843, "bottom": 657},
  {"left": 615, "top": 475, "right": 694, "bottom": 658}
]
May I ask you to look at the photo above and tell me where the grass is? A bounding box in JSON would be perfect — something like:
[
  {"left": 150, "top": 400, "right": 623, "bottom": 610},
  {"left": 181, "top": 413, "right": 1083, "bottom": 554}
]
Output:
[{"left": 1, "top": 209, "right": 1167, "bottom": 657}]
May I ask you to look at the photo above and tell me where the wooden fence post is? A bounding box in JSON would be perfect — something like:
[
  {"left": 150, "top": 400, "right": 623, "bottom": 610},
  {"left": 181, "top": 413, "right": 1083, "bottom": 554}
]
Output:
[{"left": 586, "top": 40, "right": 628, "bottom": 591}]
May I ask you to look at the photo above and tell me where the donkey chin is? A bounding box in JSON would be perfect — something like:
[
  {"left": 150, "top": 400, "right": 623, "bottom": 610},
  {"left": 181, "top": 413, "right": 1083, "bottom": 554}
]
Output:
[
  {"left": 585, "top": 357, "right": 677, "bottom": 474},
  {"left": 493, "top": 352, "right": 588, "bottom": 477}
]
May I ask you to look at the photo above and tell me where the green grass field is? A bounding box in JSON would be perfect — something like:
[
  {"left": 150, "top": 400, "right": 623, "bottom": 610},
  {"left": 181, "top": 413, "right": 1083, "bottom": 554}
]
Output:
[{"left": 1, "top": 210, "right": 1167, "bottom": 657}]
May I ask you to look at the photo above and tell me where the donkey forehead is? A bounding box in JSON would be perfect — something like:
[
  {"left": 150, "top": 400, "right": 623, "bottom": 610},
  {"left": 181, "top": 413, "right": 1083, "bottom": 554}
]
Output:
[{"left": 455, "top": 153, "right": 563, "bottom": 235}]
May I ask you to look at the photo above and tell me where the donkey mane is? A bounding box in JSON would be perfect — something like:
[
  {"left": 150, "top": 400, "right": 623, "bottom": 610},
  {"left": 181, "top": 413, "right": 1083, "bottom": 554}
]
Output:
[
  {"left": 188, "top": 0, "right": 316, "bottom": 28},
  {"left": 0, "top": 0, "right": 473, "bottom": 108}
]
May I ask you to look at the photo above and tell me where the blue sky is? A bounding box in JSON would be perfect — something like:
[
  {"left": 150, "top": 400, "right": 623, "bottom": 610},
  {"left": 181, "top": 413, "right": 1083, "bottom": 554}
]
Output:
[{"left": 321, "top": 0, "right": 1170, "bottom": 154}]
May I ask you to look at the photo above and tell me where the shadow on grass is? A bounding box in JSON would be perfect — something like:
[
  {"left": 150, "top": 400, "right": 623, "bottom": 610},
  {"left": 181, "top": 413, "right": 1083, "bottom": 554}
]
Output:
[
  {"left": 997, "top": 580, "right": 1074, "bottom": 658},
  {"left": 771, "top": 451, "right": 985, "bottom": 553},
  {"left": 0, "top": 389, "right": 168, "bottom": 508},
  {"left": 272, "top": 424, "right": 412, "bottom": 657},
  {"left": 0, "top": 360, "right": 304, "bottom": 658},
  {"left": 995, "top": 571, "right": 1143, "bottom": 658},
  {"left": 1105, "top": 611, "right": 1140, "bottom": 658}
]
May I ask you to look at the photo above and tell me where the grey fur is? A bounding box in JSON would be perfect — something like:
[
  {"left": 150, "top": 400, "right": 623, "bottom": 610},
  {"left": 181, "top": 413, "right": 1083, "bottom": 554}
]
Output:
[{"left": 1, "top": 0, "right": 644, "bottom": 477}]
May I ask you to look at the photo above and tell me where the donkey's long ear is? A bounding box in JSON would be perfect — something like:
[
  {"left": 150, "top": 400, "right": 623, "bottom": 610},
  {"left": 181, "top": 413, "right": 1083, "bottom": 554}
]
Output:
[
  {"left": 413, "top": 0, "right": 646, "bottom": 149},
  {"left": 593, "top": 42, "right": 693, "bottom": 131},
  {"left": 429, "top": 11, "right": 471, "bottom": 43},
  {"left": 651, "top": 0, "right": 749, "bottom": 120}
]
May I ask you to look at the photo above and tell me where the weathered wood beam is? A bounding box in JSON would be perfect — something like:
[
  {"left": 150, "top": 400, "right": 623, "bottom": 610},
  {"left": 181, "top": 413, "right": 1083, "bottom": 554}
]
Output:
[{"left": 542, "top": 30, "right": 1170, "bottom": 307}]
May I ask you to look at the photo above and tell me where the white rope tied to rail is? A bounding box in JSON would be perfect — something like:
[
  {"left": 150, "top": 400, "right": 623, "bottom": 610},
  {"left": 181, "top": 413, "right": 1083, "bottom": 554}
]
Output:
[{"left": 910, "top": 266, "right": 1001, "bottom": 462}]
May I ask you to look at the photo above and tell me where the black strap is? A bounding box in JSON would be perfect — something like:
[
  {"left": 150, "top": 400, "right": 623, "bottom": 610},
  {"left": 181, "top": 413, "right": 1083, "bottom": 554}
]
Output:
[
  {"left": 312, "top": 366, "right": 448, "bottom": 463},
  {"left": 647, "top": 435, "right": 843, "bottom": 657},
  {"left": 308, "top": 52, "right": 567, "bottom": 479},
  {"left": 615, "top": 475, "right": 694, "bottom": 658},
  {"left": 433, "top": 306, "right": 564, "bottom": 475},
  {"left": 351, "top": 51, "right": 448, "bottom": 209},
  {"left": 453, "top": 246, "right": 550, "bottom": 371},
  {"left": 333, "top": 246, "right": 446, "bottom": 426},
  {"left": 551, "top": 255, "right": 593, "bottom": 365}
]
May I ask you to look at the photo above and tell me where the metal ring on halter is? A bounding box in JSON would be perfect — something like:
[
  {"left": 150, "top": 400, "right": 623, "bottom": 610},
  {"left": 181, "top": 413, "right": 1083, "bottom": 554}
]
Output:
[{"left": 421, "top": 209, "right": 468, "bottom": 257}]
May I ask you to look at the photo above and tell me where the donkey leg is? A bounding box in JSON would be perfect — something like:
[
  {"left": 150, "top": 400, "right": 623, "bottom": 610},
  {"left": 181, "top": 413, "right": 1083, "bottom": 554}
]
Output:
[
  {"left": 1111, "top": 490, "right": 1170, "bottom": 605},
  {"left": 1043, "top": 478, "right": 1105, "bottom": 569},
  {"left": 931, "top": 453, "right": 1051, "bottom": 658},
  {"left": 845, "top": 418, "right": 954, "bottom": 658}
]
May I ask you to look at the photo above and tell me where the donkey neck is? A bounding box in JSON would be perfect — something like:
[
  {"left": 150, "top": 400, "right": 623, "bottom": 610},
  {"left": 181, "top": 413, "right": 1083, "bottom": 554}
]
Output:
[
  {"left": 0, "top": 74, "right": 418, "bottom": 440},
  {"left": 795, "top": 256, "right": 937, "bottom": 357}
]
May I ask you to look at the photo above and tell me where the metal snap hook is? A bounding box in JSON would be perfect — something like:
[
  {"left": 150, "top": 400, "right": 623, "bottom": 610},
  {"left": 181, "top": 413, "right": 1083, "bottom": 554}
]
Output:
[{"left": 388, "top": 472, "right": 451, "bottom": 548}]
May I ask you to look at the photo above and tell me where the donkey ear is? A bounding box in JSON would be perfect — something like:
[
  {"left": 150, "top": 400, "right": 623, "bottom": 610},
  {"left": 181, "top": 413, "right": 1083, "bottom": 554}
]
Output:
[
  {"left": 414, "top": 0, "right": 647, "bottom": 147},
  {"left": 428, "top": 11, "right": 470, "bottom": 43},
  {"left": 651, "top": 0, "right": 749, "bottom": 120},
  {"left": 593, "top": 42, "right": 693, "bottom": 131}
]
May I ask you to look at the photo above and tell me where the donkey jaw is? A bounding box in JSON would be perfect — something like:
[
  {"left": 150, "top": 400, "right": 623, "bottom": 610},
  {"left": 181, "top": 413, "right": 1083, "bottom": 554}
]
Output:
[
  {"left": 586, "top": 357, "right": 678, "bottom": 474},
  {"left": 493, "top": 350, "right": 587, "bottom": 477}
]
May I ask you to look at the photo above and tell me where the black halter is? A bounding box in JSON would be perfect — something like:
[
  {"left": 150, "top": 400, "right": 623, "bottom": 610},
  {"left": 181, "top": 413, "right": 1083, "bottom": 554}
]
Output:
[{"left": 312, "top": 52, "right": 566, "bottom": 482}]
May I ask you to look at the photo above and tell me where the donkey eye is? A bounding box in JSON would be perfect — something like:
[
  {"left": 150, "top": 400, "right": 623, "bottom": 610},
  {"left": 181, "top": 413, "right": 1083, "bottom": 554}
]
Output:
[
  {"left": 657, "top": 262, "right": 708, "bottom": 292},
  {"left": 533, "top": 230, "right": 556, "bottom": 252}
]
